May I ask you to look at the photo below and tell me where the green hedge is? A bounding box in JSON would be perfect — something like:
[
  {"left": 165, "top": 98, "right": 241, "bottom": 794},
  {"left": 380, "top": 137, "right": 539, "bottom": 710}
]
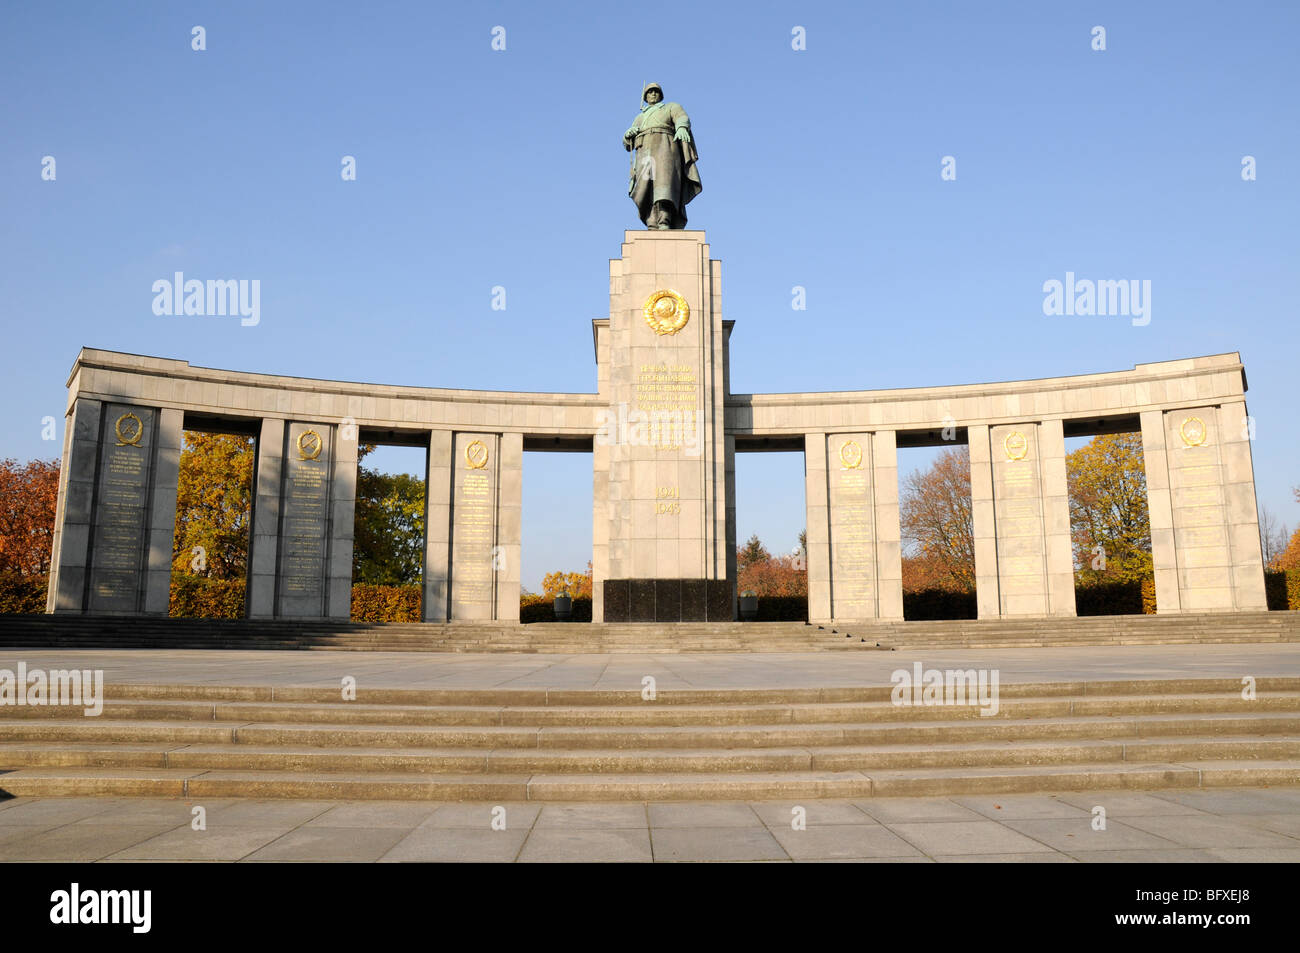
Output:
[
  {"left": 1266, "top": 570, "right": 1300, "bottom": 611},
  {"left": 1071, "top": 576, "right": 1158, "bottom": 615},
  {"left": 521, "top": 597, "right": 592, "bottom": 623},
  {"left": 0, "top": 573, "right": 48, "bottom": 613},
  {"left": 351, "top": 584, "right": 421, "bottom": 622},
  {"left": 1075, "top": 579, "right": 1145, "bottom": 616},
  {"left": 748, "top": 595, "right": 806, "bottom": 621},
  {"left": 170, "top": 576, "right": 246, "bottom": 619},
  {"left": 904, "top": 589, "right": 978, "bottom": 620}
]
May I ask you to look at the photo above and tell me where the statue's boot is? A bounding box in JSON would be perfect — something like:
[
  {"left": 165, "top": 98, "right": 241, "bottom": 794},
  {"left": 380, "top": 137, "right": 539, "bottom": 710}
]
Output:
[{"left": 649, "top": 200, "right": 675, "bottom": 230}]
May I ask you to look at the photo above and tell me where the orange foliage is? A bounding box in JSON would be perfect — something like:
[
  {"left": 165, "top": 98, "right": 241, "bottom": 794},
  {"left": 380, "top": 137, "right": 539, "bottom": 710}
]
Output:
[
  {"left": 542, "top": 562, "right": 593, "bottom": 599},
  {"left": 902, "top": 552, "right": 969, "bottom": 593},
  {"left": 1275, "top": 526, "right": 1300, "bottom": 572},
  {"left": 900, "top": 447, "right": 975, "bottom": 591},
  {"left": 737, "top": 551, "right": 807, "bottom": 598},
  {"left": 0, "top": 458, "right": 60, "bottom": 577}
]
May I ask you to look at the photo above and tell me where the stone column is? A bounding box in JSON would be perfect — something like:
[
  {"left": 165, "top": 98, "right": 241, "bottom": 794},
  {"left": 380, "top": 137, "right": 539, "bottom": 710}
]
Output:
[
  {"left": 592, "top": 318, "right": 611, "bottom": 622},
  {"left": 498, "top": 431, "right": 523, "bottom": 622},
  {"left": 826, "top": 432, "right": 877, "bottom": 620},
  {"left": 804, "top": 432, "right": 831, "bottom": 623},
  {"left": 326, "top": 429, "right": 358, "bottom": 620},
  {"left": 1039, "top": 419, "right": 1077, "bottom": 616},
  {"left": 83, "top": 402, "right": 164, "bottom": 614},
  {"left": 449, "top": 431, "right": 520, "bottom": 621},
  {"left": 48, "top": 398, "right": 102, "bottom": 612},
  {"left": 592, "top": 435, "right": 609, "bottom": 622},
  {"left": 247, "top": 418, "right": 284, "bottom": 619},
  {"left": 142, "top": 408, "right": 183, "bottom": 615},
  {"left": 275, "top": 422, "right": 338, "bottom": 618},
  {"left": 969, "top": 424, "right": 1001, "bottom": 619},
  {"left": 1140, "top": 409, "right": 1181, "bottom": 612},
  {"left": 805, "top": 431, "right": 902, "bottom": 623},
  {"left": 1217, "top": 400, "right": 1268, "bottom": 609},
  {"left": 873, "top": 430, "right": 904, "bottom": 620},
  {"left": 1154, "top": 406, "right": 1266, "bottom": 612},
  {"left": 725, "top": 433, "right": 737, "bottom": 619},
  {"left": 423, "top": 430, "right": 452, "bottom": 621},
  {"left": 982, "top": 422, "right": 1073, "bottom": 617}
]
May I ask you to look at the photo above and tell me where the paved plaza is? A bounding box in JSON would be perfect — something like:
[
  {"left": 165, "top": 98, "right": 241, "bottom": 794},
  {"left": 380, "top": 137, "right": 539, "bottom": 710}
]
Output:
[
  {"left": 2, "top": 789, "right": 1299, "bottom": 862},
  {"left": 2, "top": 642, "right": 1298, "bottom": 691}
]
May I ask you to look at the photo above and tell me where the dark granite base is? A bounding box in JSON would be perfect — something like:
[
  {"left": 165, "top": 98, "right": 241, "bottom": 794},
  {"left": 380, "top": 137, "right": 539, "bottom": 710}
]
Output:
[
  {"left": 681, "top": 580, "right": 706, "bottom": 620},
  {"left": 604, "top": 580, "right": 630, "bottom": 621},
  {"left": 705, "top": 580, "right": 732, "bottom": 622},
  {"left": 630, "top": 579, "right": 656, "bottom": 622},
  {"left": 603, "top": 578, "right": 733, "bottom": 622}
]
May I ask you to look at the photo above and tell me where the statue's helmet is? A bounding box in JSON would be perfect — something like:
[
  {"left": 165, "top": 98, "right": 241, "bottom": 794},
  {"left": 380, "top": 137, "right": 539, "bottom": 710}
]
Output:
[{"left": 642, "top": 82, "right": 664, "bottom": 102}]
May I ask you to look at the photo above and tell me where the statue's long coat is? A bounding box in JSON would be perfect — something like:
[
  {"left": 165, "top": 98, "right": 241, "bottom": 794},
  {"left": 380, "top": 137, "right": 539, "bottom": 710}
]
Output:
[{"left": 625, "top": 101, "right": 702, "bottom": 228}]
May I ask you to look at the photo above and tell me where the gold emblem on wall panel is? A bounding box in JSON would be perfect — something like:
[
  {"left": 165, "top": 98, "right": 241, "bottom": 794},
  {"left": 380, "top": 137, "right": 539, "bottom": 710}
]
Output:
[
  {"left": 1004, "top": 430, "right": 1029, "bottom": 461},
  {"left": 465, "top": 439, "right": 489, "bottom": 470},
  {"left": 114, "top": 412, "right": 143, "bottom": 447},
  {"left": 297, "top": 429, "right": 323, "bottom": 461},
  {"left": 642, "top": 289, "right": 690, "bottom": 336},
  {"left": 839, "top": 439, "right": 864, "bottom": 470},
  {"left": 1179, "top": 416, "right": 1207, "bottom": 447}
]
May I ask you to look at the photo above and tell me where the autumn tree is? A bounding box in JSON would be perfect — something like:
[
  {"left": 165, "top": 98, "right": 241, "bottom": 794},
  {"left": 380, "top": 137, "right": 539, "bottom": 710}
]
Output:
[
  {"left": 900, "top": 446, "right": 975, "bottom": 591},
  {"left": 737, "top": 533, "right": 807, "bottom": 597},
  {"left": 737, "top": 533, "right": 771, "bottom": 571},
  {"left": 1067, "top": 433, "right": 1151, "bottom": 583},
  {"left": 172, "top": 433, "right": 255, "bottom": 579},
  {"left": 1273, "top": 486, "right": 1300, "bottom": 571},
  {"left": 1259, "top": 505, "right": 1290, "bottom": 566},
  {"left": 542, "top": 561, "right": 593, "bottom": 598},
  {"left": 902, "top": 550, "right": 968, "bottom": 593},
  {"left": 353, "top": 444, "right": 426, "bottom": 586},
  {"left": 0, "top": 458, "right": 60, "bottom": 577}
]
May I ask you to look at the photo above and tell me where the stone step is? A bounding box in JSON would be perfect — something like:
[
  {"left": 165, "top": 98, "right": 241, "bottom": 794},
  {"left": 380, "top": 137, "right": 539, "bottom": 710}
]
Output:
[
  {"left": 38, "top": 675, "right": 1300, "bottom": 705},
  {"left": 4, "top": 735, "right": 1296, "bottom": 775},
  {"left": 6, "top": 691, "right": 1299, "bottom": 727},
  {"left": 3, "top": 760, "right": 1297, "bottom": 800},
  {"left": 7, "top": 711, "right": 1300, "bottom": 750},
  {"left": 3, "top": 669, "right": 1296, "bottom": 800},
  {"left": 3, "top": 610, "right": 1297, "bottom": 654}
]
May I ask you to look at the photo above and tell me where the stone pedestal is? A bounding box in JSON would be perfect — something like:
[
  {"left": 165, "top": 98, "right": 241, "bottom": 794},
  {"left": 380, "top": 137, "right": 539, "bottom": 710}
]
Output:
[{"left": 595, "top": 231, "right": 732, "bottom": 621}]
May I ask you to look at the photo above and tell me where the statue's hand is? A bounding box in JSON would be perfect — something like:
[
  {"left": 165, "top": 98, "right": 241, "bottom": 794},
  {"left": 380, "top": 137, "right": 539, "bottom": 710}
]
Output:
[
  {"left": 673, "top": 127, "right": 692, "bottom": 143},
  {"left": 623, "top": 127, "right": 637, "bottom": 141}
]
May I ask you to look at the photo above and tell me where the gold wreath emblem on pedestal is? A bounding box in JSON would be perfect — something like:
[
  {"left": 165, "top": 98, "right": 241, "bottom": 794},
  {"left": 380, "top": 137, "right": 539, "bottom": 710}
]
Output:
[
  {"left": 1179, "top": 416, "right": 1207, "bottom": 447},
  {"left": 839, "top": 440, "right": 864, "bottom": 470},
  {"left": 1004, "top": 431, "right": 1029, "bottom": 461},
  {"left": 114, "top": 412, "right": 143, "bottom": 447},
  {"left": 642, "top": 290, "right": 690, "bottom": 336},
  {"left": 465, "top": 439, "right": 489, "bottom": 469},
  {"left": 297, "top": 429, "right": 323, "bottom": 461}
]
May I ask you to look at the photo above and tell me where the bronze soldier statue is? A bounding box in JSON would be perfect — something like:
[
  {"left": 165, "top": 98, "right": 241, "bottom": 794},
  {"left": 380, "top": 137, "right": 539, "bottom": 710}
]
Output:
[{"left": 623, "top": 83, "right": 702, "bottom": 229}]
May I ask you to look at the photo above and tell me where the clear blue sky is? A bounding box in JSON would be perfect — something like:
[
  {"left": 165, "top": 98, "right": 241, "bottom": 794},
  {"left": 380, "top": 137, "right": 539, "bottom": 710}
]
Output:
[{"left": 3, "top": 1, "right": 1297, "bottom": 591}]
